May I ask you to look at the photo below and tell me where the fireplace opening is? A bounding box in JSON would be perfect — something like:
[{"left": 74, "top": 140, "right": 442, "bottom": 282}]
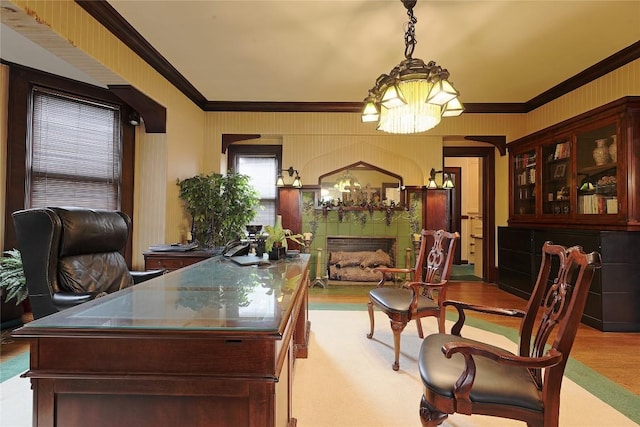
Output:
[{"left": 326, "top": 236, "right": 397, "bottom": 282}]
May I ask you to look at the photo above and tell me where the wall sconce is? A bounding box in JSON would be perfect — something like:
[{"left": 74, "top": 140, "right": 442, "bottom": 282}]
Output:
[
  {"left": 276, "top": 166, "right": 302, "bottom": 188},
  {"left": 427, "top": 168, "right": 455, "bottom": 190}
]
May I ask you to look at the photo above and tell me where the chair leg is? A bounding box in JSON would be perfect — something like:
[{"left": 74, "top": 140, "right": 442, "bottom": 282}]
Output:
[
  {"left": 366, "top": 300, "right": 375, "bottom": 339},
  {"left": 390, "top": 320, "right": 407, "bottom": 371},
  {"left": 416, "top": 318, "right": 424, "bottom": 339},
  {"left": 437, "top": 313, "right": 445, "bottom": 334},
  {"left": 419, "top": 396, "right": 448, "bottom": 427}
]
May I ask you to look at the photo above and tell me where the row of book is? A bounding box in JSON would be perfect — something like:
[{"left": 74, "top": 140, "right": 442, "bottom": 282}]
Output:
[
  {"left": 516, "top": 168, "right": 536, "bottom": 185},
  {"left": 554, "top": 142, "right": 570, "bottom": 160},
  {"left": 515, "top": 153, "right": 536, "bottom": 169},
  {"left": 578, "top": 194, "right": 618, "bottom": 214}
]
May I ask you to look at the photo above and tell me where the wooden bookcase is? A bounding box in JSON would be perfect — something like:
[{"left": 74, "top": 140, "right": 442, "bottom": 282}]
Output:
[
  {"left": 500, "top": 97, "right": 640, "bottom": 332},
  {"left": 508, "top": 97, "right": 640, "bottom": 230}
]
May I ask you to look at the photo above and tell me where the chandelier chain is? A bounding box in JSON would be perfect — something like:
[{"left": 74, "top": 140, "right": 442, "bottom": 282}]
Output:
[{"left": 404, "top": 7, "right": 417, "bottom": 59}]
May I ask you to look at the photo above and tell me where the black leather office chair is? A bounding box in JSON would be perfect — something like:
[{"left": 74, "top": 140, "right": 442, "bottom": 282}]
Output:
[{"left": 12, "top": 207, "right": 164, "bottom": 319}]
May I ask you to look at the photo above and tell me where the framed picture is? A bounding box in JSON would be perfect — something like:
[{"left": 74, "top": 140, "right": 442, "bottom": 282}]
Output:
[{"left": 553, "top": 163, "right": 566, "bottom": 179}]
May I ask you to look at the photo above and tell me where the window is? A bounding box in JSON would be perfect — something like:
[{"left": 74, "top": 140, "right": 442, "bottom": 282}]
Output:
[
  {"left": 27, "top": 87, "right": 121, "bottom": 209},
  {"left": 228, "top": 145, "right": 282, "bottom": 228}
]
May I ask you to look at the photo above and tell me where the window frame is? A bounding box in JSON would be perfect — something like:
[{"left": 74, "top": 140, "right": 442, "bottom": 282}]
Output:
[
  {"left": 4, "top": 63, "right": 135, "bottom": 260},
  {"left": 227, "top": 144, "right": 282, "bottom": 228}
]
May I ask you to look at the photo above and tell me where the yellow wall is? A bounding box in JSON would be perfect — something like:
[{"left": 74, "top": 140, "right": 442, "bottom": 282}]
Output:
[{"left": 2, "top": 0, "right": 639, "bottom": 271}]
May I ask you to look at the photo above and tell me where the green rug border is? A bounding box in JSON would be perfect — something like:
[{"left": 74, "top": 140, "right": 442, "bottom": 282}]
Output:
[
  {"left": 0, "top": 350, "right": 28, "bottom": 382},
  {"left": 309, "top": 302, "right": 640, "bottom": 424}
]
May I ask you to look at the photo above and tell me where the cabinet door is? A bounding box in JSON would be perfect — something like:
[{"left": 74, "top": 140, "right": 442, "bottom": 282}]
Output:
[
  {"left": 541, "top": 136, "right": 571, "bottom": 215},
  {"left": 512, "top": 149, "right": 537, "bottom": 215},
  {"left": 575, "top": 122, "right": 618, "bottom": 215}
]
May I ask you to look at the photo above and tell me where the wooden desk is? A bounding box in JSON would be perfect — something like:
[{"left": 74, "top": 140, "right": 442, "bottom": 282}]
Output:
[
  {"left": 143, "top": 249, "right": 217, "bottom": 272},
  {"left": 14, "top": 255, "right": 311, "bottom": 427}
]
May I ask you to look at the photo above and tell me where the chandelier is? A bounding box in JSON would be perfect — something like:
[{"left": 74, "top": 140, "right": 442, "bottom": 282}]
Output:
[
  {"left": 334, "top": 170, "right": 361, "bottom": 193},
  {"left": 361, "top": 0, "right": 463, "bottom": 134}
]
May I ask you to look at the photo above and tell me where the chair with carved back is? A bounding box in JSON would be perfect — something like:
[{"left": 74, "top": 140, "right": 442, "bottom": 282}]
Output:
[
  {"left": 418, "top": 242, "right": 601, "bottom": 427},
  {"left": 367, "top": 229, "right": 459, "bottom": 371}
]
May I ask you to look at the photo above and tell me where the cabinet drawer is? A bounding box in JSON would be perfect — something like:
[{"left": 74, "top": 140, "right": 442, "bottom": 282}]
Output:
[{"left": 145, "top": 258, "right": 186, "bottom": 271}]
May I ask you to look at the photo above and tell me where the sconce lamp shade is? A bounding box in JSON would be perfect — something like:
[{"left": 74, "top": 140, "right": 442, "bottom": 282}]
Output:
[
  {"left": 442, "top": 174, "right": 455, "bottom": 189},
  {"left": 276, "top": 174, "right": 286, "bottom": 187},
  {"left": 292, "top": 175, "right": 302, "bottom": 188},
  {"left": 426, "top": 177, "right": 438, "bottom": 189}
]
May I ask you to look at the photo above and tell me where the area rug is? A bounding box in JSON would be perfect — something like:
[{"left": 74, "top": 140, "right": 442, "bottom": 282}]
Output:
[
  {"left": 1, "top": 310, "right": 638, "bottom": 427},
  {"left": 292, "top": 309, "right": 639, "bottom": 427}
]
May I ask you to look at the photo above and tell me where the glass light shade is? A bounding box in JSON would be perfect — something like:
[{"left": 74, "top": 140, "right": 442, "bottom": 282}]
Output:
[
  {"left": 580, "top": 181, "right": 595, "bottom": 191},
  {"left": 361, "top": 100, "right": 380, "bottom": 123},
  {"left": 378, "top": 80, "right": 442, "bottom": 134},
  {"left": 380, "top": 82, "right": 407, "bottom": 109},
  {"left": 442, "top": 175, "right": 455, "bottom": 189},
  {"left": 276, "top": 175, "right": 285, "bottom": 187},
  {"left": 426, "top": 79, "right": 458, "bottom": 106},
  {"left": 426, "top": 177, "right": 438, "bottom": 189},
  {"left": 292, "top": 176, "right": 302, "bottom": 188},
  {"left": 442, "top": 97, "right": 464, "bottom": 117}
]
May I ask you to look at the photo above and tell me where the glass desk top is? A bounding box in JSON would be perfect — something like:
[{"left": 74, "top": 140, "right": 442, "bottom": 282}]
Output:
[{"left": 20, "top": 254, "right": 310, "bottom": 333}]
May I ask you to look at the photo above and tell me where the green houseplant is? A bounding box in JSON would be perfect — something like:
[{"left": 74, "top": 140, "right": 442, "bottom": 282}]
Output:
[
  {"left": 0, "top": 249, "right": 28, "bottom": 306},
  {"left": 177, "top": 172, "right": 259, "bottom": 249},
  {"left": 263, "top": 215, "right": 304, "bottom": 260}
]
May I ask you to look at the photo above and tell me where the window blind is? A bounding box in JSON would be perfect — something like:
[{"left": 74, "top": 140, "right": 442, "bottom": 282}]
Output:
[
  {"left": 236, "top": 155, "right": 277, "bottom": 227},
  {"left": 29, "top": 87, "right": 121, "bottom": 209}
]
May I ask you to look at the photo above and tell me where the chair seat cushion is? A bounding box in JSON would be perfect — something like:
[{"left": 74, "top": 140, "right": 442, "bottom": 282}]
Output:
[
  {"left": 369, "top": 287, "right": 438, "bottom": 314},
  {"left": 419, "top": 333, "right": 543, "bottom": 412}
]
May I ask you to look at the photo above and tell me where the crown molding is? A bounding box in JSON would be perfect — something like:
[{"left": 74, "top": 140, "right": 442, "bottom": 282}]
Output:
[{"left": 76, "top": 1, "right": 640, "bottom": 114}]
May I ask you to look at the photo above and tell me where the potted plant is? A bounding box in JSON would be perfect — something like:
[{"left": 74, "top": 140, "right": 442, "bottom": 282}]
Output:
[
  {"left": 177, "top": 172, "right": 259, "bottom": 250},
  {"left": 0, "top": 249, "right": 32, "bottom": 324},
  {"left": 0, "top": 249, "right": 27, "bottom": 306},
  {"left": 263, "top": 215, "right": 304, "bottom": 260}
]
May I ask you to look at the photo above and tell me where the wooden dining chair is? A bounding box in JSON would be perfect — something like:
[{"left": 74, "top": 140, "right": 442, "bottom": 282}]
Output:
[
  {"left": 418, "top": 242, "right": 601, "bottom": 427},
  {"left": 367, "top": 229, "right": 459, "bottom": 371}
]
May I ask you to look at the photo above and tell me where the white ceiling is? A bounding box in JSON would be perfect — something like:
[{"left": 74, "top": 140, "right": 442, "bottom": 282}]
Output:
[{"left": 2, "top": 0, "right": 640, "bottom": 106}]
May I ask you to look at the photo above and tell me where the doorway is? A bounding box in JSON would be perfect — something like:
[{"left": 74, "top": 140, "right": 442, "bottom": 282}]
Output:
[{"left": 444, "top": 146, "right": 496, "bottom": 283}]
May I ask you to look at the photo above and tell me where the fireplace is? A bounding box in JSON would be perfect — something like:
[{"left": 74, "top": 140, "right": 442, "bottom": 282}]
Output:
[{"left": 325, "top": 236, "right": 397, "bottom": 282}]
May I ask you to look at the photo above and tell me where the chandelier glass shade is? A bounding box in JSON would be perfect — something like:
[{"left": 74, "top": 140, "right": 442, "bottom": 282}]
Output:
[
  {"left": 362, "top": 0, "right": 463, "bottom": 134},
  {"left": 334, "top": 171, "right": 361, "bottom": 193}
]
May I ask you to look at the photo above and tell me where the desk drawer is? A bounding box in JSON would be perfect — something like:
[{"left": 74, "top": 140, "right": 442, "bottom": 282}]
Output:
[{"left": 145, "top": 257, "right": 188, "bottom": 271}]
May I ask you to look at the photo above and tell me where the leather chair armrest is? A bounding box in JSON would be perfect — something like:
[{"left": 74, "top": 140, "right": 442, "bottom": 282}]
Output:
[
  {"left": 130, "top": 269, "right": 165, "bottom": 284},
  {"left": 52, "top": 292, "right": 96, "bottom": 308}
]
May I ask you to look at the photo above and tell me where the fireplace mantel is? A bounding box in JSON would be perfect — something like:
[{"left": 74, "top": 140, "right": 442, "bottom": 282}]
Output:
[{"left": 277, "top": 187, "right": 451, "bottom": 279}]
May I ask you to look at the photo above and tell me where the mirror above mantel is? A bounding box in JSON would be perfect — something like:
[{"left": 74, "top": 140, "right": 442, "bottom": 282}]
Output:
[{"left": 317, "top": 161, "right": 404, "bottom": 209}]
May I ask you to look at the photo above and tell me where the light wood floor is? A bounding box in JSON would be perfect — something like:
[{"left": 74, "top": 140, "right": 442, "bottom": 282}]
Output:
[{"left": 309, "top": 280, "right": 640, "bottom": 396}]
